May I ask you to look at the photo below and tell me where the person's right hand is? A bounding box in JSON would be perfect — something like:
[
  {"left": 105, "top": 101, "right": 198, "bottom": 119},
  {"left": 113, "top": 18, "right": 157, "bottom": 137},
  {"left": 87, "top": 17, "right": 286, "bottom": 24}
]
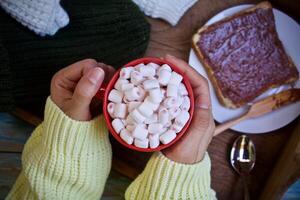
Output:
[
  {"left": 50, "top": 59, "right": 115, "bottom": 121},
  {"left": 162, "top": 55, "right": 215, "bottom": 164}
]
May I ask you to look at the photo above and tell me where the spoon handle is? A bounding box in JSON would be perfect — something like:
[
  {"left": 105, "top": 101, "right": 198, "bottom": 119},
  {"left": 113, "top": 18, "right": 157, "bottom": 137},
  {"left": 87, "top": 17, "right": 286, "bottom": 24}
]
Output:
[
  {"left": 214, "top": 114, "right": 248, "bottom": 136},
  {"left": 242, "top": 175, "right": 250, "bottom": 200}
]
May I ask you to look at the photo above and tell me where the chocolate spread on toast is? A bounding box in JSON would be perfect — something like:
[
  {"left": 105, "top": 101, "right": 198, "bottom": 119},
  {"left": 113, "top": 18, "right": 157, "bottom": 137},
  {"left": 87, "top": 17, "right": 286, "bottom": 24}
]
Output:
[{"left": 196, "top": 8, "right": 299, "bottom": 105}]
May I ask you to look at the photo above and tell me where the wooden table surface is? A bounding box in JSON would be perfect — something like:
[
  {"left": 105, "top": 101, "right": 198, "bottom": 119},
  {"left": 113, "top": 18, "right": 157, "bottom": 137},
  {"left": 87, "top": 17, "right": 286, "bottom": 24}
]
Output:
[{"left": 1, "top": 0, "right": 300, "bottom": 200}]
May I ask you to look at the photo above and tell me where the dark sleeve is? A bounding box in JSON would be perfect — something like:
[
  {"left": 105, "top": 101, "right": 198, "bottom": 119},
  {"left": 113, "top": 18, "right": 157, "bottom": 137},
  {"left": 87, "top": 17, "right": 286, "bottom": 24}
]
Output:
[{"left": 0, "top": 38, "right": 14, "bottom": 111}]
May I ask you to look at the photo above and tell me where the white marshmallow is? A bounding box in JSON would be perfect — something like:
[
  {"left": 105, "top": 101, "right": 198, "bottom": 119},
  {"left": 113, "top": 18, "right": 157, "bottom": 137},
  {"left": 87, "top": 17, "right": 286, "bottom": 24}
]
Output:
[
  {"left": 130, "top": 109, "right": 146, "bottom": 124},
  {"left": 136, "top": 86, "right": 146, "bottom": 101},
  {"left": 125, "top": 115, "right": 135, "bottom": 125},
  {"left": 163, "top": 97, "right": 177, "bottom": 108},
  {"left": 171, "top": 123, "right": 184, "bottom": 133},
  {"left": 144, "top": 97, "right": 160, "bottom": 111},
  {"left": 175, "top": 96, "right": 183, "bottom": 107},
  {"left": 160, "top": 130, "right": 176, "bottom": 144},
  {"left": 132, "top": 124, "right": 148, "bottom": 140},
  {"left": 126, "top": 124, "right": 135, "bottom": 132},
  {"left": 158, "top": 69, "right": 171, "bottom": 86},
  {"left": 158, "top": 108, "right": 169, "bottom": 125},
  {"left": 121, "top": 119, "right": 127, "bottom": 126},
  {"left": 168, "top": 107, "right": 181, "bottom": 120},
  {"left": 167, "top": 84, "right": 178, "bottom": 97},
  {"left": 138, "top": 102, "right": 154, "bottom": 118},
  {"left": 169, "top": 72, "right": 183, "bottom": 86},
  {"left": 120, "top": 67, "right": 134, "bottom": 79},
  {"left": 140, "top": 65, "right": 156, "bottom": 77},
  {"left": 165, "top": 121, "right": 173, "bottom": 128},
  {"left": 120, "top": 129, "right": 134, "bottom": 144},
  {"left": 124, "top": 87, "right": 140, "bottom": 101},
  {"left": 158, "top": 64, "right": 172, "bottom": 73},
  {"left": 160, "top": 127, "right": 167, "bottom": 135},
  {"left": 179, "top": 83, "right": 188, "bottom": 96},
  {"left": 149, "top": 134, "right": 159, "bottom": 148},
  {"left": 149, "top": 88, "right": 163, "bottom": 103},
  {"left": 114, "top": 103, "right": 127, "bottom": 118},
  {"left": 123, "top": 96, "right": 130, "bottom": 103},
  {"left": 121, "top": 83, "right": 134, "bottom": 91},
  {"left": 115, "top": 79, "right": 129, "bottom": 91},
  {"left": 134, "top": 138, "right": 149, "bottom": 148},
  {"left": 141, "top": 124, "right": 148, "bottom": 129},
  {"left": 143, "top": 79, "right": 160, "bottom": 90},
  {"left": 158, "top": 106, "right": 167, "bottom": 113},
  {"left": 148, "top": 123, "right": 164, "bottom": 134},
  {"left": 125, "top": 115, "right": 134, "bottom": 125},
  {"left": 147, "top": 76, "right": 156, "bottom": 80},
  {"left": 108, "top": 89, "right": 123, "bottom": 103},
  {"left": 107, "top": 102, "right": 115, "bottom": 118},
  {"left": 128, "top": 101, "right": 142, "bottom": 113},
  {"left": 175, "top": 111, "right": 190, "bottom": 126},
  {"left": 131, "top": 71, "right": 145, "bottom": 85},
  {"left": 180, "top": 96, "right": 191, "bottom": 111},
  {"left": 134, "top": 63, "right": 146, "bottom": 70},
  {"left": 147, "top": 62, "right": 160, "bottom": 70},
  {"left": 112, "top": 119, "right": 124, "bottom": 134},
  {"left": 144, "top": 113, "right": 158, "bottom": 124}
]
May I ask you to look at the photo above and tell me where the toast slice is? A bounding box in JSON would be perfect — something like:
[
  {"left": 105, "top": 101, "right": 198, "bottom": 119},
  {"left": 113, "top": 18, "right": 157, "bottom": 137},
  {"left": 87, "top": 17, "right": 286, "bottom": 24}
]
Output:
[{"left": 192, "top": 1, "right": 299, "bottom": 108}]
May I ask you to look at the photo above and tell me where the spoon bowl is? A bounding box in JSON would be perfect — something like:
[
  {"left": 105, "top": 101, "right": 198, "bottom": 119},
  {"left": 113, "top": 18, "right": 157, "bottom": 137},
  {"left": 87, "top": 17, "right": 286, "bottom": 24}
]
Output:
[
  {"left": 230, "top": 135, "right": 256, "bottom": 200},
  {"left": 230, "top": 135, "right": 256, "bottom": 175}
]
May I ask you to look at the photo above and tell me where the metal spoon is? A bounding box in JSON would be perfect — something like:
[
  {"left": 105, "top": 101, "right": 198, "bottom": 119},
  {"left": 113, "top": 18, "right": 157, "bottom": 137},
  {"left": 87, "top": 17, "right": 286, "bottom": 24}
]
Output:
[{"left": 230, "top": 135, "right": 256, "bottom": 200}]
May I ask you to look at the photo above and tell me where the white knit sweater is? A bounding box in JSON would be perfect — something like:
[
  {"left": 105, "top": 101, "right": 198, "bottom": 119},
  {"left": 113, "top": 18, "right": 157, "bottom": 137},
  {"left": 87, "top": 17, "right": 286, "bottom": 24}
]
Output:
[
  {"left": 0, "top": 0, "right": 69, "bottom": 36},
  {"left": 133, "top": 0, "right": 197, "bottom": 26},
  {"left": 0, "top": 0, "right": 197, "bottom": 36}
]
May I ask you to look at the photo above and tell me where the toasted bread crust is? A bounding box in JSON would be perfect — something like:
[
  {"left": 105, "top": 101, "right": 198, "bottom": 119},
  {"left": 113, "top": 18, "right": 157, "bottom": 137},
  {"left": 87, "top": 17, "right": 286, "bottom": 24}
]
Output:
[{"left": 192, "top": 1, "right": 299, "bottom": 108}]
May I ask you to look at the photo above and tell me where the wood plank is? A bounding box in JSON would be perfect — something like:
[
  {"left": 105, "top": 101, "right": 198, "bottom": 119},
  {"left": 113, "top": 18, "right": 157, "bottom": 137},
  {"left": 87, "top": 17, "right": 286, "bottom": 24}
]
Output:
[
  {"left": 11, "top": 108, "right": 42, "bottom": 126},
  {"left": 112, "top": 158, "right": 140, "bottom": 180},
  {"left": 102, "top": 170, "right": 131, "bottom": 200},
  {"left": 0, "top": 113, "right": 34, "bottom": 152},
  {"left": 259, "top": 121, "right": 300, "bottom": 200},
  {"left": 0, "top": 153, "right": 21, "bottom": 199}
]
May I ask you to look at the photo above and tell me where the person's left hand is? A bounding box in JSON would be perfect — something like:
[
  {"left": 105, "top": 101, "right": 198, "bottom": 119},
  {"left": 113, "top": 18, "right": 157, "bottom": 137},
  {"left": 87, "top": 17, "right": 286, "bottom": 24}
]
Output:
[
  {"left": 50, "top": 59, "right": 115, "bottom": 121},
  {"left": 162, "top": 55, "right": 215, "bottom": 164}
]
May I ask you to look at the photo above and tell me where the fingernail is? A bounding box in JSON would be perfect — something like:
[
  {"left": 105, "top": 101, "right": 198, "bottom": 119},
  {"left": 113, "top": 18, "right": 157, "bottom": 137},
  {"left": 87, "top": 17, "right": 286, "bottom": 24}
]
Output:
[
  {"left": 166, "top": 54, "right": 175, "bottom": 58},
  {"left": 195, "top": 104, "right": 210, "bottom": 110},
  {"left": 195, "top": 97, "right": 210, "bottom": 109},
  {"left": 88, "top": 68, "right": 102, "bottom": 85},
  {"left": 98, "top": 62, "right": 105, "bottom": 67}
]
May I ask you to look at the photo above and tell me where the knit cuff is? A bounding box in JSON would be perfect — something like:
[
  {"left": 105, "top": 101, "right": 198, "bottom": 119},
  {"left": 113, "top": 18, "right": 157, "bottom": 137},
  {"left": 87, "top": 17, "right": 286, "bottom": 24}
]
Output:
[
  {"left": 41, "top": 97, "right": 111, "bottom": 156},
  {"left": 0, "top": 0, "right": 69, "bottom": 36},
  {"left": 133, "top": 0, "right": 197, "bottom": 26},
  {"left": 125, "top": 151, "right": 216, "bottom": 199}
]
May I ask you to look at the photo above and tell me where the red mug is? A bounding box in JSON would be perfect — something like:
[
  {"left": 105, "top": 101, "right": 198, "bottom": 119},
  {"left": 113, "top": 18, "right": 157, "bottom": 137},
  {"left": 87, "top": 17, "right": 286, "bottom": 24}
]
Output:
[{"left": 95, "top": 57, "right": 194, "bottom": 152}]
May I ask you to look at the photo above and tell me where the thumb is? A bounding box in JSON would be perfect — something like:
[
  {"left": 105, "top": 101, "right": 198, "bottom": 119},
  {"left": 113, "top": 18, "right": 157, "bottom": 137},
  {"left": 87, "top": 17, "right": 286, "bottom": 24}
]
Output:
[
  {"left": 175, "top": 95, "right": 214, "bottom": 162},
  {"left": 190, "top": 94, "right": 213, "bottom": 134},
  {"left": 70, "top": 67, "right": 105, "bottom": 120}
]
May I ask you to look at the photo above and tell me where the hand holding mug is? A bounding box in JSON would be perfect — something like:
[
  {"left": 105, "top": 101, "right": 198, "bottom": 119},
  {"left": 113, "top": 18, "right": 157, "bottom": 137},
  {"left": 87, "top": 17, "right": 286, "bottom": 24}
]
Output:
[
  {"left": 162, "top": 55, "right": 215, "bottom": 164},
  {"left": 50, "top": 59, "right": 115, "bottom": 121}
]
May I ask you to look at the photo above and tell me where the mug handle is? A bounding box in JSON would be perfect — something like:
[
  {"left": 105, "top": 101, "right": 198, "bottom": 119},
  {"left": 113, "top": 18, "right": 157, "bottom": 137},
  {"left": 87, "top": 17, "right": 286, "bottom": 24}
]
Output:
[{"left": 95, "top": 83, "right": 108, "bottom": 101}]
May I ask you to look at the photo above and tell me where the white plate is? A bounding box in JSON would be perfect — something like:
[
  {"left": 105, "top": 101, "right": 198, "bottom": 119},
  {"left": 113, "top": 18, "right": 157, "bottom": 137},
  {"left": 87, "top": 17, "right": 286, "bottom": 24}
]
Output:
[{"left": 188, "top": 4, "right": 300, "bottom": 134}]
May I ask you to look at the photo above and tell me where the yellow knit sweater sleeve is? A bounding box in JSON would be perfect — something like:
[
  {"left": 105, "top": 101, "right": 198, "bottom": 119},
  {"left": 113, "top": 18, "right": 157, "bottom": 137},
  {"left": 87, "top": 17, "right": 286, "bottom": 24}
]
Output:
[
  {"left": 125, "top": 152, "right": 216, "bottom": 200},
  {"left": 6, "top": 97, "right": 112, "bottom": 200}
]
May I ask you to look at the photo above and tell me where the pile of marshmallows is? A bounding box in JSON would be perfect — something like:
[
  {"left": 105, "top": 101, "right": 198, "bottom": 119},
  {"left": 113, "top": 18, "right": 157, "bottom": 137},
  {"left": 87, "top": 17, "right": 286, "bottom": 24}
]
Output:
[{"left": 107, "top": 62, "right": 191, "bottom": 149}]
